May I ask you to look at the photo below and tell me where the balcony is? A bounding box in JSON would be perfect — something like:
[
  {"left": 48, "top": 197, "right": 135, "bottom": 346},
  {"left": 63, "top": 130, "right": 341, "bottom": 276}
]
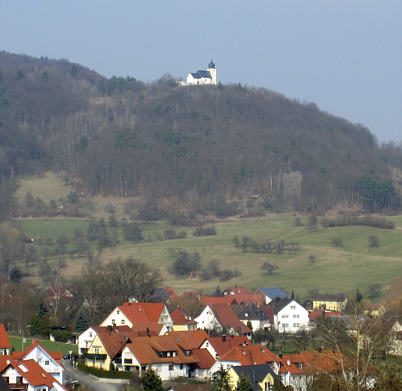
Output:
[{"left": 83, "top": 353, "right": 107, "bottom": 361}]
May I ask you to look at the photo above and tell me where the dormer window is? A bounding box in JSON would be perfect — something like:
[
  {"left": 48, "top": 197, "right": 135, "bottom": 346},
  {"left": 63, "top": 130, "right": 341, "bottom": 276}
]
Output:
[{"left": 185, "top": 350, "right": 191, "bottom": 356}]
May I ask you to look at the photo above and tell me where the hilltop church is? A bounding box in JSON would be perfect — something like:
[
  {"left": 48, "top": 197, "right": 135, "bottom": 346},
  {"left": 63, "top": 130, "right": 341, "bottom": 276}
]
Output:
[{"left": 180, "top": 59, "right": 217, "bottom": 86}]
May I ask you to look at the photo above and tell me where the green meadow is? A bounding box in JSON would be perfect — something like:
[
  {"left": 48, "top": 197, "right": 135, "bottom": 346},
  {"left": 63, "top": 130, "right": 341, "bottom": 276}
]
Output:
[
  {"left": 9, "top": 335, "right": 78, "bottom": 356},
  {"left": 15, "top": 214, "right": 402, "bottom": 300}
]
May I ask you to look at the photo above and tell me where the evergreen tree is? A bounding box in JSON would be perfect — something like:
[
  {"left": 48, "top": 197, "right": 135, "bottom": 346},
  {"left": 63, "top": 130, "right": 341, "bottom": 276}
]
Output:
[
  {"left": 74, "top": 310, "right": 89, "bottom": 332},
  {"left": 210, "top": 367, "right": 231, "bottom": 391},
  {"left": 235, "top": 375, "right": 254, "bottom": 391},
  {"left": 141, "top": 368, "right": 162, "bottom": 391}
]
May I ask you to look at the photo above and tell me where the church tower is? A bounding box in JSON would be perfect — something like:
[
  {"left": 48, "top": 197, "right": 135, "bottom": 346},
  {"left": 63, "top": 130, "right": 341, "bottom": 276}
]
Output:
[{"left": 207, "top": 59, "right": 217, "bottom": 85}]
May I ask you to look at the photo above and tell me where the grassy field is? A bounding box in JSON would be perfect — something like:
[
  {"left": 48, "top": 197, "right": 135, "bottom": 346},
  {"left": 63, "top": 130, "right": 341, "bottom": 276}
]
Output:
[
  {"left": 9, "top": 335, "right": 78, "bottom": 356},
  {"left": 15, "top": 214, "right": 402, "bottom": 300}
]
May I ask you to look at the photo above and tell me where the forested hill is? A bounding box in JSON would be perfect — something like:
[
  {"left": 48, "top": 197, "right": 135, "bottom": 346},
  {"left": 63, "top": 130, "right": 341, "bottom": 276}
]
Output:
[{"left": 0, "top": 51, "right": 400, "bottom": 214}]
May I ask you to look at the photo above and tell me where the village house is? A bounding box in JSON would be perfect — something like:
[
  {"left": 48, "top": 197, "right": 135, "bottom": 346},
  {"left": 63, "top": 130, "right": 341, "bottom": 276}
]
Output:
[
  {"left": 228, "top": 364, "right": 277, "bottom": 391},
  {"left": 231, "top": 304, "right": 271, "bottom": 331},
  {"left": 0, "top": 358, "right": 66, "bottom": 391},
  {"left": 199, "top": 335, "right": 249, "bottom": 360},
  {"left": 100, "top": 302, "right": 172, "bottom": 328},
  {"left": 195, "top": 304, "right": 252, "bottom": 338},
  {"left": 263, "top": 298, "right": 309, "bottom": 333},
  {"left": 170, "top": 308, "right": 197, "bottom": 331},
  {"left": 312, "top": 293, "right": 348, "bottom": 312},
  {"left": 208, "top": 343, "right": 280, "bottom": 377}
]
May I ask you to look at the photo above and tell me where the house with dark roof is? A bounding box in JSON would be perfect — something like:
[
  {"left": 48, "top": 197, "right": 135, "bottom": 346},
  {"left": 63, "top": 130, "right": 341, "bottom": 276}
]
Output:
[
  {"left": 255, "top": 288, "right": 289, "bottom": 304},
  {"left": 312, "top": 293, "right": 348, "bottom": 312},
  {"left": 263, "top": 298, "right": 309, "bottom": 333},
  {"left": 208, "top": 343, "right": 280, "bottom": 377},
  {"left": 228, "top": 364, "right": 277, "bottom": 391},
  {"left": 231, "top": 304, "right": 271, "bottom": 331}
]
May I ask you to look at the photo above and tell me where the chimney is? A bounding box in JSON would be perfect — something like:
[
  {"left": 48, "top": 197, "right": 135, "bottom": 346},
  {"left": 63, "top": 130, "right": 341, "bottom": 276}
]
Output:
[
  {"left": 222, "top": 335, "right": 226, "bottom": 342},
  {"left": 146, "top": 327, "right": 150, "bottom": 337},
  {"left": 107, "top": 325, "right": 113, "bottom": 335}
]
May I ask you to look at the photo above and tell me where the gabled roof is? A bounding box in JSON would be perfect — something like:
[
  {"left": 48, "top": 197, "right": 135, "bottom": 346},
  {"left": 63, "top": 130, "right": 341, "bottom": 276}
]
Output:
[
  {"left": 192, "top": 348, "right": 215, "bottom": 369},
  {"left": 171, "top": 308, "right": 197, "bottom": 325},
  {"left": 208, "top": 335, "right": 249, "bottom": 357},
  {"left": 232, "top": 364, "right": 276, "bottom": 390},
  {"left": 0, "top": 325, "right": 11, "bottom": 349},
  {"left": 95, "top": 326, "right": 138, "bottom": 359},
  {"left": 256, "top": 287, "right": 289, "bottom": 300},
  {"left": 125, "top": 336, "right": 198, "bottom": 365},
  {"left": 119, "top": 302, "right": 166, "bottom": 323},
  {"left": 21, "top": 340, "right": 63, "bottom": 365},
  {"left": 210, "top": 304, "right": 251, "bottom": 335},
  {"left": 1, "top": 359, "right": 66, "bottom": 390},
  {"left": 267, "top": 298, "right": 294, "bottom": 314},
  {"left": 231, "top": 304, "right": 268, "bottom": 321},
  {"left": 167, "top": 330, "right": 208, "bottom": 350},
  {"left": 219, "top": 344, "right": 280, "bottom": 366}
]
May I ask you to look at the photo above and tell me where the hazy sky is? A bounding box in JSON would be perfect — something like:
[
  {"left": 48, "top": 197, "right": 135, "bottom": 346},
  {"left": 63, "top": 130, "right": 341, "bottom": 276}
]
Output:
[{"left": 1, "top": 0, "right": 401, "bottom": 142}]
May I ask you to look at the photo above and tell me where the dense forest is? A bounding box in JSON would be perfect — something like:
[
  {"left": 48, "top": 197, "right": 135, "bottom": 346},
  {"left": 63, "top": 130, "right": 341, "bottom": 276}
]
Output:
[{"left": 1, "top": 50, "right": 402, "bottom": 218}]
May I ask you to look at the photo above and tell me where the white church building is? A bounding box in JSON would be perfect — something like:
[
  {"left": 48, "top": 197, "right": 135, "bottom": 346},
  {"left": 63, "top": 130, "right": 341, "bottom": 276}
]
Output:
[{"left": 180, "top": 59, "right": 217, "bottom": 86}]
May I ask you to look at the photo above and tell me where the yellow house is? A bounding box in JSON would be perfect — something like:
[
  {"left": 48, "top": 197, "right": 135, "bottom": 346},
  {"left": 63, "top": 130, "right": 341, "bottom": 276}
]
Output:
[
  {"left": 170, "top": 308, "right": 197, "bottom": 331},
  {"left": 312, "top": 294, "right": 347, "bottom": 312},
  {"left": 228, "top": 364, "right": 276, "bottom": 391},
  {"left": 84, "top": 327, "right": 131, "bottom": 371}
]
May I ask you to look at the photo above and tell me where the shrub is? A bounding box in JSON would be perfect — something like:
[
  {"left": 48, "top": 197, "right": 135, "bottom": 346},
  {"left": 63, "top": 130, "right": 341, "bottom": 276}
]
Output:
[
  {"left": 193, "top": 226, "right": 217, "bottom": 236},
  {"left": 368, "top": 235, "right": 380, "bottom": 247},
  {"left": 331, "top": 237, "right": 343, "bottom": 247},
  {"left": 77, "top": 362, "right": 132, "bottom": 379}
]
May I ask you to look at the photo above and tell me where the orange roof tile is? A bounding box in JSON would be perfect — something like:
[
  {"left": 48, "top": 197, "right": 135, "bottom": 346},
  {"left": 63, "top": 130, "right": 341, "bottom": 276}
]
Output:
[
  {"left": 167, "top": 330, "right": 208, "bottom": 350},
  {"left": 170, "top": 308, "right": 197, "bottom": 325},
  {"left": 210, "top": 304, "right": 251, "bottom": 335},
  {"left": 119, "top": 302, "right": 166, "bottom": 323},
  {"left": 0, "top": 325, "right": 11, "bottom": 349},
  {"left": 309, "top": 311, "right": 343, "bottom": 321},
  {"left": 125, "top": 336, "right": 198, "bottom": 365},
  {"left": 200, "top": 296, "right": 235, "bottom": 306},
  {"left": 208, "top": 335, "right": 249, "bottom": 357},
  {"left": 192, "top": 348, "right": 215, "bottom": 369},
  {"left": 219, "top": 344, "right": 280, "bottom": 366}
]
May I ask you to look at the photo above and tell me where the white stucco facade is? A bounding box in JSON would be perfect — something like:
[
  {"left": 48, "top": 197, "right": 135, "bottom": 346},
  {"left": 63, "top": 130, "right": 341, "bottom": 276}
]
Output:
[{"left": 274, "top": 300, "right": 309, "bottom": 333}]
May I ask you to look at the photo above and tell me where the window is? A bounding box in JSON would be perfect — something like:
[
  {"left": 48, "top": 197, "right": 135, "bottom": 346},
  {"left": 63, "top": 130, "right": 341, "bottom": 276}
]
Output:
[
  {"left": 45, "top": 360, "right": 49, "bottom": 365},
  {"left": 283, "top": 323, "right": 288, "bottom": 328},
  {"left": 169, "top": 364, "right": 174, "bottom": 371},
  {"left": 293, "top": 314, "right": 300, "bottom": 318},
  {"left": 290, "top": 305, "right": 296, "bottom": 309},
  {"left": 121, "top": 319, "right": 125, "bottom": 325},
  {"left": 94, "top": 348, "right": 100, "bottom": 354},
  {"left": 293, "top": 323, "right": 299, "bottom": 328},
  {"left": 185, "top": 350, "right": 191, "bottom": 356},
  {"left": 117, "top": 310, "right": 120, "bottom": 314},
  {"left": 89, "top": 332, "right": 92, "bottom": 337},
  {"left": 180, "top": 364, "right": 184, "bottom": 370}
]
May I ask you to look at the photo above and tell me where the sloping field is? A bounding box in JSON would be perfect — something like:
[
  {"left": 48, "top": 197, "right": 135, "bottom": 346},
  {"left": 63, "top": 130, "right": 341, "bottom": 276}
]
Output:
[{"left": 17, "top": 215, "right": 402, "bottom": 300}]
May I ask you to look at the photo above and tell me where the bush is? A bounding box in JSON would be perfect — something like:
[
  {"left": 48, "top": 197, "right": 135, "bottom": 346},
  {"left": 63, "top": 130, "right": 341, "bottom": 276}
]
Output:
[
  {"left": 368, "top": 235, "right": 380, "bottom": 247},
  {"left": 193, "top": 226, "right": 217, "bottom": 236},
  {"left": 170, "top": 250, "right": 201, "bottom": 276},
  {"left": 77, "top": 362, "right": 132, "bottom": 379},
  {"left": 321, "top": 215, "right": 394, "bottom": 230}
]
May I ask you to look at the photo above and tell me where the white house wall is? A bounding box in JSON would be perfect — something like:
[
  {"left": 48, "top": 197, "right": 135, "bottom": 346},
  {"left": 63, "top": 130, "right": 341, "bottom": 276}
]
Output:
[
  {"left": 195, "top": 306, "right": 222, "bottom": 331},
  {"left": 275, "top": 301, "right": 309, "bottom": 333},
  {"left": 78, "top": 327, "right": 97, "bottom": 355}
]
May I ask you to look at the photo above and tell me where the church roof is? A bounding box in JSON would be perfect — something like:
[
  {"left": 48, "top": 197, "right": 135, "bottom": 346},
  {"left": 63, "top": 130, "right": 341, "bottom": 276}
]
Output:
[
  {"left": 191, "top": 70, "right": 211, "bottom": 79},
  {"left": 208, "top": 59, "right": 215, "bottom": 69}
]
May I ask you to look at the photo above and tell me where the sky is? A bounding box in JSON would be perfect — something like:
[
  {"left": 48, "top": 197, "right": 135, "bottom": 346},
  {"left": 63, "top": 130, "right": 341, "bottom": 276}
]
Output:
[{"left": 0, "top": 0, "right": 401, "bottom": 142}]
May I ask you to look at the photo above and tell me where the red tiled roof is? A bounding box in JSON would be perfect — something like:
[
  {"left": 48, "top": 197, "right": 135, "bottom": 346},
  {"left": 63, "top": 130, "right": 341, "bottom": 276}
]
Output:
[
  {"left": 200, "top": 296, "right": 235, "bottom": 306},
  {"left": 125, "top": 336, "right": 198, "bottom": 365},
  {"left": 119, "top": 302, "right": 166, "bottom": 323},
  {"left": 171, "top": 308, "right": 197, "bottom": 325},
  {"left": 95, "top": 327, "right": 137, "bottom": 359},
  {"left": 210, "top": 304, "right": 251, "bottom": 335},
  {"left": 208, "top": 335, "right": 249, "bottom": 357},
  {"left": 230, "top": 293, "right": 263, "bottom": 306},
  {"left": 223, "top": 286, "right": 251, "bottom": 295},
  {"left": 167, "top": 330, "right": 208, "bottom": 350},
  {"left": 130, "top": 322, "right": 164, "bottom": 336},
  {"left": 1, "top": 359, "right": 66, "bottom": 390},
  {"left": 309, "top": 311, "right": 343, "bottom": 321},
  {"left": 0, "top": 325, "right": 11, "bottom": 349},
  {"left": 21, "top": 340, "right": 63, "bottom": 365},
  {"left": 219, "top": 344, "right": 280, "bottom": 366},
  {"left": 192, "top": 348, "right": 215, "bottom": 369}
]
